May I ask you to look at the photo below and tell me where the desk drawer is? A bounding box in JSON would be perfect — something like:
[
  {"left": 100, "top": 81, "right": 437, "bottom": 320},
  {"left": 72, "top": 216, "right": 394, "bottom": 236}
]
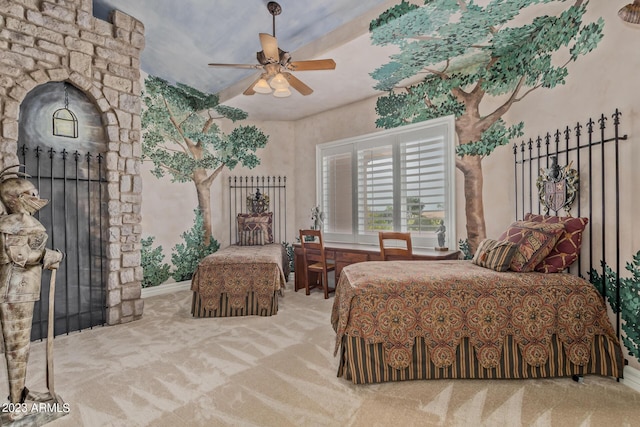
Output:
[
  {"left": 335, "top": 252, "right": 369, "bottom": 281},
  {"left": 335, "top": 252, "right": 369, "bottom": 263}
]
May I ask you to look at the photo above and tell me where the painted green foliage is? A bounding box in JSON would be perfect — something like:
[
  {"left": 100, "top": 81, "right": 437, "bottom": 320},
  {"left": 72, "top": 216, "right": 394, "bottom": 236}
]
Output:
[
  {"left": 140, "top": 236, "right": 171, "bottom": 287},
  {"left": 171, "top": 208, "right": 220, "bottom": 282},
  {"left": 591, "top": 253, "right": 640, "bottom": 361},
  {"left": 141, "top": 75, "right": 269, "bottom": 245},
  {"left": 141, "top": 209, "right": 220, "bottom": 284},
  {"left": 369, "top": 0, "right": 603, "bottom": 250}
]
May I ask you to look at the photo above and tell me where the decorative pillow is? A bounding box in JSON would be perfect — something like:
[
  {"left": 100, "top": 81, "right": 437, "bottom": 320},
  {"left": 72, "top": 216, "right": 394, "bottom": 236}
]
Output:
[
  {"left": 524, "top": 213, "right": 589, "bottom": 273},
  {"left": 237, "top": 212, "right": 274, "bottom": 243},
  {"left": 472, "top": 238, "right": 518, "bottom": 272},
  {"left": 237, "top": 229, "right": 265, "bottom": 246},
  {"left": 498, "top": 221, "right": 564, "bottom": 272}
]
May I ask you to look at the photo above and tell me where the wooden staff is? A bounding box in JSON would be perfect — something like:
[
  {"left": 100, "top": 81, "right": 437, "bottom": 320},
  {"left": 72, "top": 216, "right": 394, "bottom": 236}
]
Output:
[{"left": 46, "top": 267, "right": 57, "bottom": 397}]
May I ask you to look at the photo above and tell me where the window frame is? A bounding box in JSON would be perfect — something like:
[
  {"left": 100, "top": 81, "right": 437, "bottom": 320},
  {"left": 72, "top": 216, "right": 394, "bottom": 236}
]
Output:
[{"left": 315, "top": 115, "right": 456, "bottom": 248}]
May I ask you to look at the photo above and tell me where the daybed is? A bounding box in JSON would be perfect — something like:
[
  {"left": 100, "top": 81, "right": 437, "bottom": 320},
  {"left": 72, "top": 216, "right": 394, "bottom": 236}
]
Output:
[
  {"left": 191, "top": 242, "right": 288, "bottom": 317},
  {"left": 190, "top": 177, "right": 289, "bottom": 318},
  {"left": 331, "top": 260, "right": 623, "bottom": 384}
]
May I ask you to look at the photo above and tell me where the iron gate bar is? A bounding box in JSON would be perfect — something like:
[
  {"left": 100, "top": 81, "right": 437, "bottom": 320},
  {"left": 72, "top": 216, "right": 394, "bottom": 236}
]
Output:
[
  {"left": 74, "top": 150, "right": 81, "bottom": 336},
  {"left": 62, "top": 149, "right": 70, "bottom": 335},
  {"left": 587, "top": 118, "right": 594, "bottom": 284},
  {"left": 575, "top": 122, "right": 583, "bottom": 274},
  {"left": 528, "top": 138, "right": 533, "bottom": 213},
  {"left": 599, "top": 115, "right": 607, "bottom": 304},
  {"left": 99, "top": 153, "right": 105, "bottom": 324},
  {"left": 614, "top": 112, "right": 622, "bottom": 337},
  {"left": 48, "top": 147, "right": 55, "bottom": 339},
  {"left": 87, "top": 152, "right": 92, "bottom": 329}
]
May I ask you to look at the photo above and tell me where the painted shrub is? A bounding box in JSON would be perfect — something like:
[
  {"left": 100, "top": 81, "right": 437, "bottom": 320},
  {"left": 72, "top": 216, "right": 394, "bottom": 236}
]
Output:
[{"left": 591, "top": 255, "right": 640, "bottom": 363}]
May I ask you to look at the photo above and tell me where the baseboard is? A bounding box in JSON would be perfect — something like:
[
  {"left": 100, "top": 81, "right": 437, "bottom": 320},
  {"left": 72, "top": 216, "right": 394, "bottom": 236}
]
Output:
[
  {"left": 141, "top": 280, "right": 191, "bottom": 298},
  {"left": 622, "top": 365, "right": 640, "bottom": 393}
]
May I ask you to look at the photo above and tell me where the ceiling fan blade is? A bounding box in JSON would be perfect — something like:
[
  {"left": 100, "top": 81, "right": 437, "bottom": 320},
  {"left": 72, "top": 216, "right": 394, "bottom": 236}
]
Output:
[
  {"left": 288, "top": 59, "right": 336, "bottom": 71},
  {"left": 243, "top": 77, "right": 263, "bottom": 96},
  {"left": 259, "top": 33, "right": 279, "bottom": 62},
  {"left": 208, "top": 63, "right": 263, "bottom": 69},
  {"left": 282, "top": 72, "right": 313, "bottom": 96}
]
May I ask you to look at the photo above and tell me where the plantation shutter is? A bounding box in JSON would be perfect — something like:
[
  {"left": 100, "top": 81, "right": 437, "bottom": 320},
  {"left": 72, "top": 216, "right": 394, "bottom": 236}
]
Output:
[
  {"left": 321, "top": 150, "right": 353, "bottom": 234},
  {"left": 400, "top": 136, "right": 446, "bottom": 234},
  {"left": 357, "top": 145, "right": 394, "bottom": 234}
]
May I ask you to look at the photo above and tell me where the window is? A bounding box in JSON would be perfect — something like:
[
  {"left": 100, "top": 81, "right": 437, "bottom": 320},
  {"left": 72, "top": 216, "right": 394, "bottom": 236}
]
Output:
[{"left": 316, "top": 116, "right": 456, "bottom": 248}]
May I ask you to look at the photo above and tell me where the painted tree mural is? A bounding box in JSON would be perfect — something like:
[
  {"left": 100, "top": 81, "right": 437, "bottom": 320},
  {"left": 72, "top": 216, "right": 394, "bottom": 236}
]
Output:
[
  {"left": 142, "top": 76, "right": 269, "bottom": 244},
  {"left": 370, "top": 0, "right": 603, "bottom": 250}
]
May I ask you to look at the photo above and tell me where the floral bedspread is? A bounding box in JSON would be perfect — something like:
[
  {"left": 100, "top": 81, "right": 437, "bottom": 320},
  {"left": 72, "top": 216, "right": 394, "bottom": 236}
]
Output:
[
  {"left": 191, "top": 244, "right": 287, "bottom": 311},
  {"left": 331, "top": 260, "right": 619, "bottom": 371}
]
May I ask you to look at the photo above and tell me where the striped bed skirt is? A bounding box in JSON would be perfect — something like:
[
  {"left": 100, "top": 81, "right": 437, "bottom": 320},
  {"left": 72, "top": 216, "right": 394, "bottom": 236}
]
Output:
[
  {"left": 191, "top": 291, "right": 279, "bottom": 317},
  {"left": 337, "top": 334, "right": 623, "bottom": 384}
]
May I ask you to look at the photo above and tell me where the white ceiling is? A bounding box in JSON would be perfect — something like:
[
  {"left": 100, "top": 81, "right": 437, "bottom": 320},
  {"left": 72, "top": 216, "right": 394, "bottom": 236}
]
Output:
[{"left": 93, "top": 0, "right": 403, "bottom": 121}]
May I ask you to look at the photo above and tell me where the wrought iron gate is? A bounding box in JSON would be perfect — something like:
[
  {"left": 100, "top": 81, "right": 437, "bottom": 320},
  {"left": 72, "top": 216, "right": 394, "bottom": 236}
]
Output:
[{"left": 19, "top": 144, "right": 107, "bottom": 340}]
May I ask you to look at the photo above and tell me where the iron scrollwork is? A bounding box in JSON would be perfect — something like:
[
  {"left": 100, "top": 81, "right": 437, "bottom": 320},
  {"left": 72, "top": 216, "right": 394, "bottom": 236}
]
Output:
[
  {"left": 246, "top": 188, "right": 270, "bottom": 213},
  {"left": 536, "top": 156, "right": 579, "bottom": 214}
]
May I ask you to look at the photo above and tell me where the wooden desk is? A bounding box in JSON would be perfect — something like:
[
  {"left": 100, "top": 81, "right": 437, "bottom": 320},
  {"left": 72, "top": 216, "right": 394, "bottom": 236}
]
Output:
[{"left": 293, "top": 242, "right": 460, "bottom": 292}]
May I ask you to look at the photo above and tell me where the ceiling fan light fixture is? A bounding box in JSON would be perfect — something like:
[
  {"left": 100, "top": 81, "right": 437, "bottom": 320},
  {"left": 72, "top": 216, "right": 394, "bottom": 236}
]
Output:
[
  {"left": 253, "top": 78, "right": 272, "bottom": 94},
  {"left": 270, "top": 73, "right": 289, "bottom": 89},
  {"left": 620, "top": 0, "right": 640, "bottom": 23},
  {"left": 273, "top": 87, "right": 292, "bottom": 98}
]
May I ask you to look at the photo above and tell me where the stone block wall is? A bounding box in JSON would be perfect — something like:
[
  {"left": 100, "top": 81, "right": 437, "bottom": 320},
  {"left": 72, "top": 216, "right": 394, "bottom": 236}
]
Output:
[{"left": 0, "top": 0, "right": 145, "bottom": 324}]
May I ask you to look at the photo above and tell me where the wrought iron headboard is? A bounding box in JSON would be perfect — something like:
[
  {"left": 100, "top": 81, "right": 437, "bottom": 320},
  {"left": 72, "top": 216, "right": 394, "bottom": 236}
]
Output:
[
  {"left": 513, "top": 109, "right": 629, "bottom": 339},
  {"left": 229, "top": 176, "right": 287, "bottom": 244}
]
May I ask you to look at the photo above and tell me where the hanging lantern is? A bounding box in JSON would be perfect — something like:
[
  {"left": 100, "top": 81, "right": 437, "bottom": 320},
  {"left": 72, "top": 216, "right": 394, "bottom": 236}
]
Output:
[{"left": 52, "top": 83, "right": 78, "bottom": 138}]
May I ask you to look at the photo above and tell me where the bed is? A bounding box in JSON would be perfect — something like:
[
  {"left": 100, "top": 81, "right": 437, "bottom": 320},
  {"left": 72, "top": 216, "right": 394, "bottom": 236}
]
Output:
[
  {"left": 190, "top": 176, "right": 289, "bottom": 317},
  {"left": 331, "top": 110, "right": 628, "bottom": 384},
  {"left": 331, "top": 260, "right": 623, "bottom": 384}
]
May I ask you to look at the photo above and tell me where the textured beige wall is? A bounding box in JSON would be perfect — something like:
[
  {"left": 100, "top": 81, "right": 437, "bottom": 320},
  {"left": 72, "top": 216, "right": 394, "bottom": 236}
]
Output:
[{"left": 292, "top": 96, "right": 382, "bottom": 234}]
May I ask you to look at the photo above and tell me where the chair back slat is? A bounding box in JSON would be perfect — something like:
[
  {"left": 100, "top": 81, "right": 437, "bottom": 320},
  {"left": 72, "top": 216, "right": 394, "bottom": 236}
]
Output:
[{"left": 378, "top": 231, "right": 413, "bottom": 261}]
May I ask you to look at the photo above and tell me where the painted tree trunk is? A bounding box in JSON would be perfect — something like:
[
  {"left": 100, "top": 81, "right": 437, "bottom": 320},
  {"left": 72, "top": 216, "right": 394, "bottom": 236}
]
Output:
[
  {"left": 454, "top": 106, "right": 491, "bottom": 253},
  {"left": 194, "top": 169, "right": 213, "bottom": 246},
  {"left": 456, "top": 155, "right": 486, "bottom": 252}
]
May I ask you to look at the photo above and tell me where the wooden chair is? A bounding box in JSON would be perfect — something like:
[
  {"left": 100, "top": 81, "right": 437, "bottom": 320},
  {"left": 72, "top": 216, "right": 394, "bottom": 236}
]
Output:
[
  {"left": 378, "top": 231, "right": 413, "bottom": 261},
  {"left": 299, "top": 229, "right": 335, "bottom": 299}
]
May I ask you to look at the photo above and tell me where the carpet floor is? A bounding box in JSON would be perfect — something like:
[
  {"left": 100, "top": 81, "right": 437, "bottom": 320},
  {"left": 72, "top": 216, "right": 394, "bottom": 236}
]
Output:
[{"left": 1, "top": 278, "right": 639, "bottom": 427}]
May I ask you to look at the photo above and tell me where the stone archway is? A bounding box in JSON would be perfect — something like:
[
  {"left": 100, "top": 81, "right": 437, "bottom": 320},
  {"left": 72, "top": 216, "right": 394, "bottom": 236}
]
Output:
[{"left": 0, "top": 1, "right": 145, "bottom": 326}]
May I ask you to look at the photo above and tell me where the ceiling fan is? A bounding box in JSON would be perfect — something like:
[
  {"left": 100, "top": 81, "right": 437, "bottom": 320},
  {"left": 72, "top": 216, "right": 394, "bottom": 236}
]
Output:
[{"left": 208, "top": 1, "right": 336, "bottom": 97}]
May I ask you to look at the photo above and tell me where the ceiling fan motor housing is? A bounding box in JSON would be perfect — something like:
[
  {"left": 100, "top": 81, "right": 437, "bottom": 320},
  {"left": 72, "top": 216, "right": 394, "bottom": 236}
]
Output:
[{"left": 267, "top": 2, "right": 282, "bottom": 16}]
